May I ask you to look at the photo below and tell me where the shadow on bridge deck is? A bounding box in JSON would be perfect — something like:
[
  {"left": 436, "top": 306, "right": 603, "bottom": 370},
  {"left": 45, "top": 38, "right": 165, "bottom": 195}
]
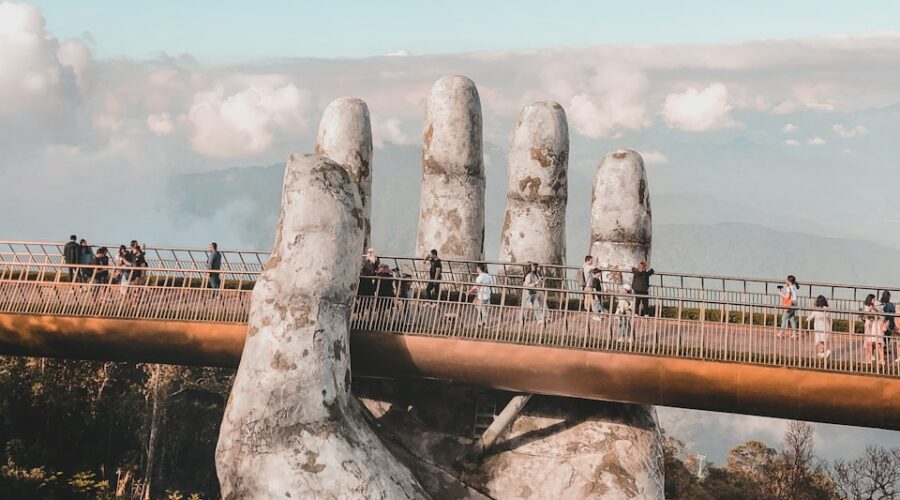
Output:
[{"left": 1, "top": 312, "right": 897, "bottom": 431}]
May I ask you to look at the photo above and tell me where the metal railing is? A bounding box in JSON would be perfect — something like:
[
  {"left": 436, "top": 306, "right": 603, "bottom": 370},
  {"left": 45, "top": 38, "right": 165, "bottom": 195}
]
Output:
[
  {"left": 1, "top": 259, "right": 898, "bottom": 378},
  {"left": 3, "top": 240, "right": 897, "bottom": 314}
]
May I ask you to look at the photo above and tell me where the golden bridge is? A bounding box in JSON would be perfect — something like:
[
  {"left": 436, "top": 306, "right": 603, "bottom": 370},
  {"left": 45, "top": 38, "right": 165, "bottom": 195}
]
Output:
[{"left": 0, "top": 240, "right": 898, "bottom": 430}]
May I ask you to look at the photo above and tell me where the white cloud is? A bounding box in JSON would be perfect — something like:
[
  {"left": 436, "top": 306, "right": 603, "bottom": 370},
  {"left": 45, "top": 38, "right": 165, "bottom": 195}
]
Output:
[
  {"left": 807, "top": 136, "right": 827, "bottom": 145},
  {"left": 187, "top": 76, "right": 312, "bottom": 158},
  {"left": 385, "top": 50, "right": 410, "bottom": 57},
  {"left": 56, "top": 39, "right": 92, "bottom": 90},
  {"left": 771, "top": 84, "right": 838, "bottom": 115},
  {"left": 146, "top": 112, "right": 175, "bottom": 136},
  {"left": 0, "top": 2, "right": 78, "bottom": 116},
  {"left": 566, "top": 65, "right": 651, "bottom": 138},
  {"left": 639, "top": 150, "right": 669, "bottom": 165},
  {"left": 782, "top": 123, "right": 797, "bottom": 133},
  {"left": 784, "top": 139, "right": 801, "bottom": 146},
  {"left": 832, "top": 123, "right": 869, "bottom": 138},
  {"left": 373, "top": 117, "right": 414, "bottom": 148},
  {"left": 662, "top": 82, "right": 739, "bottom": 132}
]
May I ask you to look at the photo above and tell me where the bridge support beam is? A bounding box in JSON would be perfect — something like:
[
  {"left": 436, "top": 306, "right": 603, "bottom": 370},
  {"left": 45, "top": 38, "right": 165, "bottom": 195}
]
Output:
[{"left": 469, "top": 394, "right": 532, "bottom": 459}]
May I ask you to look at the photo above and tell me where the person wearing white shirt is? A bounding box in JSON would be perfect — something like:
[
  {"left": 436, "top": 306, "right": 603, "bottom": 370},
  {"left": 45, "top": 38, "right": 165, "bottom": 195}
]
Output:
[
  {"left": 615, "top": 284, "right": 635, "bottom": 343},
  {"left": 807, "top": 295, "right": 832, "bottom": 359},
  {"left": 581, "top": 255, "right": 595, "bottom": 312},
  {"left": 469, "top": 263, "right": 494, "bottom": 327},
  {"left": 519, "top": 262, "right": 545, "bottom": 324},
  {"left": 777, "top": 275, "right": 800, "bottom": 338}
]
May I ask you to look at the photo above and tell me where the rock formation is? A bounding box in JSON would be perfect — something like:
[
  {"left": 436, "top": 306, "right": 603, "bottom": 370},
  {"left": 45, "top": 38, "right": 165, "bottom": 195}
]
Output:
[
  {"left": 499, "top": 101, "right": 568, "bottom": 271},
  {"left": 215, "top": 154, "right": 425, "bottom": 499},
  {"left": 415, "top": 75, "right": 485, "bottom": 261},
  {"left": 358, "top": 381, "right": 666, "bottom": 499},
  {"left": 589, "top": 149, "right": 652, "bottom": 280},
  {"left": 315, "top": 97, "right": 374, "bottom": 250}
]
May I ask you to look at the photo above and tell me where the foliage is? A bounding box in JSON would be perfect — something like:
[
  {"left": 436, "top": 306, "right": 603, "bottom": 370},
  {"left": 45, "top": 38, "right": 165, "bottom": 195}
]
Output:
[
  {"left": 0, "top": 356, "right": 231, "bottom": 499},
  {"left": 666, "top": 421, "right": 847, "bottom": 500},
  {"left": 2, "top": 355, "right": 898, "bottom": 498}
]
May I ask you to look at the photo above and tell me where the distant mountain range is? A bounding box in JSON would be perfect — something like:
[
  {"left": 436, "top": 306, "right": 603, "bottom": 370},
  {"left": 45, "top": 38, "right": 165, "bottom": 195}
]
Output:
[{"left": 165, "top": 159, "right": 900, "bottom": 287}]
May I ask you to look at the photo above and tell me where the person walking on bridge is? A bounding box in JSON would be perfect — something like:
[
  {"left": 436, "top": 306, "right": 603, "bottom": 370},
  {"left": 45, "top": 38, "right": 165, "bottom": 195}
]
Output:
[
  {"left": 807, "top": 295, "right": 832, "bottom": 359},
  {"left": 207, "top": 242, "right": 222, "bottom": 297},
  {"left": 777, "top": 275, "right": 800, "bottom": 338},
  {"left": 469, "top": 263, "right": 494, "bottom": 328},
  {"left": 519, "top": 262, "right": 545, "bottom": 324},
  {"left": 425, "top": 249, "right": 442, "bottom": 301},
  {"left": 630, "top": 262, "right": 654, "bottom": 316},
  {"left": 581, "top": 255, "right": 595, "bottom": 312}
]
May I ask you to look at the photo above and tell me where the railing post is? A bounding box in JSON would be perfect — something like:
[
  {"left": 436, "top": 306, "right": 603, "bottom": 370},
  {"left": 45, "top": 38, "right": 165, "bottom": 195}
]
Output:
[{"left": 699, "top": 300, "right": 706, "bottom": 359}]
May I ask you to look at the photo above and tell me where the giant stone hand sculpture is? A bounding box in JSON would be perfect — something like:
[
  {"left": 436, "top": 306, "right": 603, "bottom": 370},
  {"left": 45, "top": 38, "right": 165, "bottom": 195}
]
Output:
[{"left": 215, "top": 154, "right": 425, "bottom": 499}]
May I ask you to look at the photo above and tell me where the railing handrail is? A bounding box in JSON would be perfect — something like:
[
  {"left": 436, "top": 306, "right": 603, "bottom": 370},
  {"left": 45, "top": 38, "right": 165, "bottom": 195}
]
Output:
[
  {"left": 2, "top": 240, "right": 900, "bottom": 297},
  {"left": 0, "top": 261, "right": 261, "bottom": 275},
  {"left": 3, "top": 261, "right": 899, "bottom": 318}
]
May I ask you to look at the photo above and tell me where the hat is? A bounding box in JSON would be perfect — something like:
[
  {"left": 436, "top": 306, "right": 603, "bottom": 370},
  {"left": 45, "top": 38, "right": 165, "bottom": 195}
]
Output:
[
  {"left": 620, "top": 284, "right": 632, "bottom": 292},
  {"left": 591, "top": 268, "right": 602, "bottom": 274}
]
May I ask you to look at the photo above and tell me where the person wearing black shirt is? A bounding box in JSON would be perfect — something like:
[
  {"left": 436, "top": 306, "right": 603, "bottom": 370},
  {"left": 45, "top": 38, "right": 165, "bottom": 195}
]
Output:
[
  {"left": 90, "top": 247, "right": 111, "bottom": 300},
  {"left": 590, "top": 268, "right": 608, "bottom": 315},
  {"left": 630, "top": 262, "right": 655, "bottom": 316},
  {"left": 375, "top": 264, "right": 395, "bottom": 319},
  {"left": 393, "top": 267, "right": 413, "bottom": 324},
  {"left": 425, "top": 249, "right": 442, "bottom": 300},
  {"left": 131, "top": 246, "right": 147, "bottom": 284},
  {"left": 63, "top": 235, "right": 79, "bottom": 282},
  {"left": 78, "top": 239, "right": 94, "bottom": 282}
]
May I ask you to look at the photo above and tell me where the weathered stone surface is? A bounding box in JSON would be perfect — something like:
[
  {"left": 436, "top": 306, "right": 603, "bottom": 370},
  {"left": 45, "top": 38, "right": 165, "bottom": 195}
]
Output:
[
  {"left": 215, "top": 154, "right": 425, "bottom": 499},
  {"left": 315, "top": 97, "right": 374, "bottom": 250},
  {"left": 357, "top": 381, "right": 665, "bottom": 500},
  {"left": 415, "top": 75, "right": 485, "bottom": 261},
  {"left": 474, "top": 397, "right": 664, "bottom": 500},
  {"left": 590, "top": 149, "right": 652, "bottom": 279},
  {"left": 499, "top": 101, "right": 568, "bottom": 270}
]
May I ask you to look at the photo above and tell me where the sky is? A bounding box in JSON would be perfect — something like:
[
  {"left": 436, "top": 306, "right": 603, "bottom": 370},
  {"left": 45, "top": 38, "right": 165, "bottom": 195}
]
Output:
[
  {"left": 3, "top": 1, "right": 900, "bottom": 464},
  {"left": 27, "top": 0, "right": 900, "bottom": 59}
]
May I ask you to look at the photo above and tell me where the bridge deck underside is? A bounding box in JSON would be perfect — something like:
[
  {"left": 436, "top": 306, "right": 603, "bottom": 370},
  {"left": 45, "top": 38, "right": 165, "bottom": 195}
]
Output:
[{"left": 1, "top": 312, "right": 898, "bottom": 431}]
